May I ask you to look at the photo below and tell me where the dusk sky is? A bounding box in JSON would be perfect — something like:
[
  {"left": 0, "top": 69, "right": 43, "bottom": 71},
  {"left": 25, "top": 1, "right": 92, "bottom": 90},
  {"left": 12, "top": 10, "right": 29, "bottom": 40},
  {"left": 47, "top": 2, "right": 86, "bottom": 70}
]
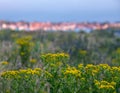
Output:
[{"left": 0, "top": 0, "right": 120, "bottom": 22}]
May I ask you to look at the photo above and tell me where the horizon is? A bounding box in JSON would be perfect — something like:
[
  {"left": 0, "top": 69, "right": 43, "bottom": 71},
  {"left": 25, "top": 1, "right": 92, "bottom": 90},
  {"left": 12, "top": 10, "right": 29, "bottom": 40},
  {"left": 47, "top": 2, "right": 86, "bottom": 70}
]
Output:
[
  {"left": 0, "top": 20, "right": 120, "bottom": 23},
  {"left": 0, "top": 0, "right": 120, "bottom": 22}
]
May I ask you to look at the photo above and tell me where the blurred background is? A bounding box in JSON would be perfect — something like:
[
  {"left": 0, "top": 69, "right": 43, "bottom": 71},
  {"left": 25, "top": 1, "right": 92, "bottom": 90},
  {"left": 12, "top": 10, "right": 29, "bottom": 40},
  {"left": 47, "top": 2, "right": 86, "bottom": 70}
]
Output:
[{"left": 0, "top": 0, "right": 120, "bottom": 66}]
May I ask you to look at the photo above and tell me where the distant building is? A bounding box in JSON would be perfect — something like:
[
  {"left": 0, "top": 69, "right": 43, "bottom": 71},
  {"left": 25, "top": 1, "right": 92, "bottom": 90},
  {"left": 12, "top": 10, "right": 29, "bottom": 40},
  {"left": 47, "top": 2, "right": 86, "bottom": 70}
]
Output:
[{"left": 0, "top": 20, "right": 120, "bottom": 32}]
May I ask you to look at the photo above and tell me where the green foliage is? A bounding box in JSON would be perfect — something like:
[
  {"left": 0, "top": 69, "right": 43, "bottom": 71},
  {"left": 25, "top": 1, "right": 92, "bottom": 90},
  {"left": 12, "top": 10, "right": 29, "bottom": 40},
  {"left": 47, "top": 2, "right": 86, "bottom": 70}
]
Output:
[
  {"left": 0, "top": 29, "right": 120, "bottom": 92},
  {"left": 0, "top": 29, "right": 119, "bottom": 66},
  {"left": 1, "top": 61, "right": 120, "bottom": 93}
]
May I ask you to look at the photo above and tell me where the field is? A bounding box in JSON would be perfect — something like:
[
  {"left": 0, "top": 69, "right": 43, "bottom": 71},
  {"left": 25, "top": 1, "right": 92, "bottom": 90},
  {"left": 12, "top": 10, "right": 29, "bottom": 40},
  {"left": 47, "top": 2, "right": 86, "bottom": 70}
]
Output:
[{"left": 0, "top": 29, "right": 120, "bottom": 93}]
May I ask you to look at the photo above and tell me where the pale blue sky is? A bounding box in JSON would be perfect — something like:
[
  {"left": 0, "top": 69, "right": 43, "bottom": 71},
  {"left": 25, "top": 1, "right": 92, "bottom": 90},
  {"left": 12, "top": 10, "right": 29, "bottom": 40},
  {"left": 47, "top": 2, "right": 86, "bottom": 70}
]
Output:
[{"left": 0, "top": 0, "right": 120, "bottom": 22}]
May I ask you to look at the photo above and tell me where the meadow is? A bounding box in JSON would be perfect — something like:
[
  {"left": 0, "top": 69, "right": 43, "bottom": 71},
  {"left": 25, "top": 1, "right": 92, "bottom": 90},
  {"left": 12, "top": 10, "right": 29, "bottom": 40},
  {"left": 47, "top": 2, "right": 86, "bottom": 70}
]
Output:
[{"left": 0, "top": 29, "right": 120, "bottom": 93}]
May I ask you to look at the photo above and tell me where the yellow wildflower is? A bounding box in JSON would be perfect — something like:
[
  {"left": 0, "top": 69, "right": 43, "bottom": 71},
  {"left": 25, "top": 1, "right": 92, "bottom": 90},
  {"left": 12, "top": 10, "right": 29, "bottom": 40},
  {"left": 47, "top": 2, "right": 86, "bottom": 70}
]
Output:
[
  {"left": 64, "top": 66, "right": 81, "bottom": 77},
  {"left": 1, "top": 61, "right": 9, "bottom": 65},
  {"left": 30, "top": 59, "right": 37, "bottom": 63},
  {"left": 79, "top": 50, "right": 87, "bottom": 55}
]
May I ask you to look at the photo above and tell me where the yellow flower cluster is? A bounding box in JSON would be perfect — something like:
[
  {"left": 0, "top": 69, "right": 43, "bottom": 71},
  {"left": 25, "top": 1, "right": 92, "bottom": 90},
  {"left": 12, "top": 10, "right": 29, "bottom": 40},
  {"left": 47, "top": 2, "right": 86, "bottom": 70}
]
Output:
[
  {"left": 30, "top": 58, "right": 37, "bottom": 63},
  {"left": 85, "top": 64, "right": 97, "bottom": 69},
  {"left": 16, "top": 36, "right": 34, "bottom": 67},
  {"left": 41, "top": 53, "right": 69, "bottom": 59},
  {"left": 77, "top": 63, "right": 120, "bottom": 85},
  {"left": 1, "top": 62, "right": 120, "bottom": 93},
  {"left": 78, "top": 64, "right": 84, "bottom": 68},
  {"left": 64, "top": 66, "right": 81, "bottom": 77},
  {"left": 20, "top": 52, "right": 25, "bottom": 56},
  {"left": 98, "top": 64, "right": 111, "bottom": 70},
  {"left": 1, "top": 61, "right": 9, "bottom": 65},
  {"left": 41, "top": 53, "right": 69, "bottom": 63},
  {"left": 94, "top": 80, "right": 116, "bottom": 90},
  {"left": 16, "top": 36, "right": 32, "bottom": 46},
  {"left": 44, "top": 71, "right": 53, "bottom": 78},
  {"left": 1, "top": 68, "right": 41, "bottom": 79},
  {"left": 111, "top": 66, "right": 120, "bottom": 72},
  {"left": 79, "top": 50, "right": 87, "bottom": 55}
]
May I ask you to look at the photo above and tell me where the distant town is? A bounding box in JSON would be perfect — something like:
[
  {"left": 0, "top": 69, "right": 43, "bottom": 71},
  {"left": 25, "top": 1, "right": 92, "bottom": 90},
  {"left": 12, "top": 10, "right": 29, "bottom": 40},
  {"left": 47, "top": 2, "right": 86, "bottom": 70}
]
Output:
[{"left": 0, "top": 20, "right": 120, "bottom": 31}]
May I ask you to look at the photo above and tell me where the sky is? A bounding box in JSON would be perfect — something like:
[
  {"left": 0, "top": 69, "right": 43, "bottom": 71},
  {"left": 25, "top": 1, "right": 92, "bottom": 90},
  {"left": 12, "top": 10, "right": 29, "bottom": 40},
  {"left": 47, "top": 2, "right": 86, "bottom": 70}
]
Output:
[{"left": 0, "top": 0, "right": 120, "bottom": 22}]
